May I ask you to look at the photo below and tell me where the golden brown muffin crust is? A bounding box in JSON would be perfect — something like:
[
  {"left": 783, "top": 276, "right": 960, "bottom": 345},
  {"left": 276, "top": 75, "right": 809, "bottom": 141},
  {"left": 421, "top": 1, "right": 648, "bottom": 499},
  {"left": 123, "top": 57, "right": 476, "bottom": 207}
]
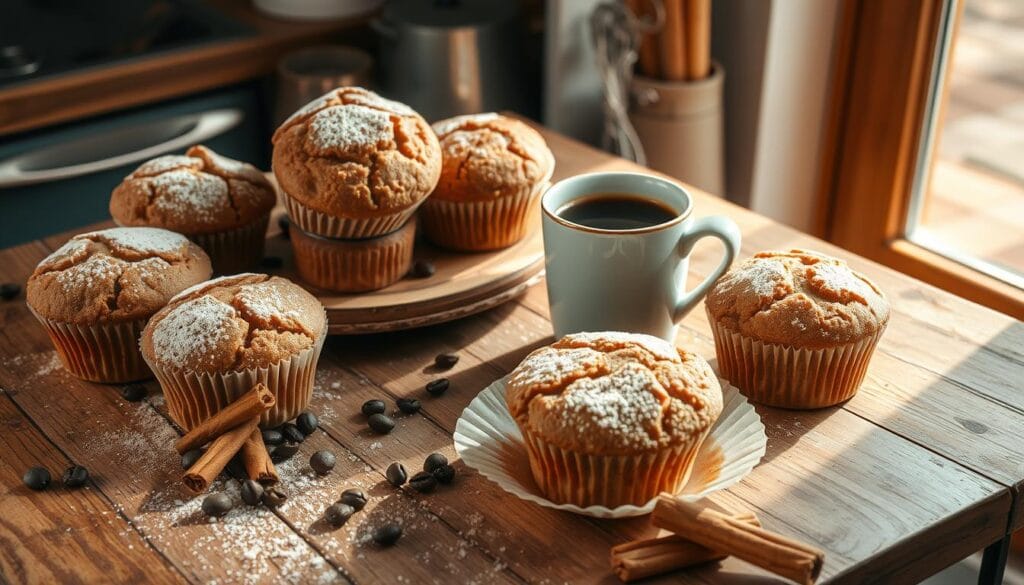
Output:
[
  {"left": 431, "top": 113, "right": 555, "bottom": 203},
  {"left": 505, "top": 332, "right": 722, "bottom": 455},
  {"left": 110, "top": 145, "right": 276, "bottom": 235},
  {"left": 26, "top": 227, "right": 212, "bottom": 325},
  {"left": 140, "top": 273, "right": 327, "bottom": 373},
  {"left": 271, "top": 87, "right": 441, "bottom": 219},
  {"left": 705, "top": 249, "right": 890, "bottom": 349}
]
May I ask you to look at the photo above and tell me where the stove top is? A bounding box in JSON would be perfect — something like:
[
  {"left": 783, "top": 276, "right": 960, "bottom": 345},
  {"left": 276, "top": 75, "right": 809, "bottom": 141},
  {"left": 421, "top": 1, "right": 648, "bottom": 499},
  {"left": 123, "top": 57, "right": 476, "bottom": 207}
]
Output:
[{"left": 1, "top": 0, "right": 251, "bottom": 89}]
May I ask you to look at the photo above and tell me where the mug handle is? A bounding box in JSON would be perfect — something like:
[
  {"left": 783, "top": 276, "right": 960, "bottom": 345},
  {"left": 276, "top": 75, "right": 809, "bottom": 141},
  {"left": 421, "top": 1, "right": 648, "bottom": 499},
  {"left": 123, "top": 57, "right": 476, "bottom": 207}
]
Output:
[{"left": 673, "top": 215, "right": 742, "bottom": 322}]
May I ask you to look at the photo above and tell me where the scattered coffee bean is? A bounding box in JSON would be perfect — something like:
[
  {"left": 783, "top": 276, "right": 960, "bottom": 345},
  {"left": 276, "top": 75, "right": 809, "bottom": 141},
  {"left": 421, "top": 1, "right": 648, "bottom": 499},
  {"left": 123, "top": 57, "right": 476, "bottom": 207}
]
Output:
[
  {"left": 425, "top": 378, "right": 450, "bottom": 397},
  {"left": 409, "top": 471, "right": 437, "bottom": 493},
  {"left": 262, "top": 487, "right": 288, "bottom": 507},
  {"left": 396, "top": 397, "right": 421, "bottom": 414},
  {"left": 281, "top": 423, "right": 305, "bottom": 443},
  {"left": 241, "top": 480, "right": 264, "bottom": 506},
  {"left": 260, "top": 256, "right": 283, "bottom": 269},
  {"left": 261, "top": 429, "right": 284, "bottom": 446},
  {"left": 373, "top": 523, "right": 403, "bottom": 546},
  {"left": 23, "top": 466, "right": 50, "bottom": 491},
  {"left": 339, "top": 488, "right": 367, "bottom": 511},
  {"left": 324, "top": 503, "right": 355, "bottom": 527},
  {"left": 271, "top": 442, "right": 301, "bottom": 463},
  {"left": 181, "top": 448, "right": 204, "bottom": 469},
  {"left": 278, "top": 216, "right": 290, "bottom": 239},
  {"left": 225, "top": 457, "right": 248, "bottom": 480},
  {"left": 432, "top": 464, "right": 456, "bottom": 485},
  {"left": 310, "top": 450, "right": 336, "bottom": 475},
  {"left": 296, "top": 411, "right": 319, "bottom": 435},
  {"left": 386, "top": 462, "right": 408, "bottom": 487},
  {"left": 121, "top": 384, "right": 147, "bottom": 402},
  {"left": 408, "top": 259, "right": 435, "bottom": 279},
  {"left": 423, "top": 452, "right": 448, "bottom": 473},
  {"left": 434, "top": 353, "right": 459, "bottom": 370},
  {"left": 361, "top": 399, "right": 386, "bottom": 417},
  {"left": 368, "top": 413, "right": 395, "bottom": 434},
  {"left": 202, "top": 493, "right": 233, "bottom": 517},
  {"left": 61, "top": 465, "right": 89, "bottom": 488},
  {"left": 0, "top": 283, "right": 22, "bottom": 301}
]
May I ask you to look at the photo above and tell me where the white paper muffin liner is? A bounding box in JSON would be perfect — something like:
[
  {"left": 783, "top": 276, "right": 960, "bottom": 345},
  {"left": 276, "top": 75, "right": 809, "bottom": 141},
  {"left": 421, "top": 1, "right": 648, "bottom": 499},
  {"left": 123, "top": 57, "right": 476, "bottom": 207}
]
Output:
[
  {"left": 146, "top": 320, "right": 327, "bottom": 430},
  {"left": 190, "top": 213, "right": 270, "bottom": 275},
  {"left": 709, "top": 311, "right": 886, "bottom": 409},
  {"left": 30, "top": 309, "right": 151, "bottom": 383},
  {"left": 420, "top": 181, "right": 549, "bottom": 252},
  {"left": 283, "top": 189, "right": 421, "bottom": 240},
  {"left": 454, "top": 376, "right": 765, "bottom": 518}
]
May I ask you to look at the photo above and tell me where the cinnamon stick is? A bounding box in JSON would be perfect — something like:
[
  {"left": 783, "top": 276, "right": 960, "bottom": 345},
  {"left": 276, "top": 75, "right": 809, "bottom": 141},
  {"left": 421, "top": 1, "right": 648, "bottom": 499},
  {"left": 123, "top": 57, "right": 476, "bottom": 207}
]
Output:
[
  {"left": 652, "top": 496, "right": 824, "bottom": 585},
  {"left": 684, "top": 0, "right": 711, "bottom": 80},
  {"left": 611, "top": 512, "right": 760, "bottom": 582},
  {"left": 626, "top": 0, "right": 660, "bottom": 78},
  {"left": 174, "top": 383, "right": 275, "bottom": 454},
  {"left": 240, "top": 428, "right": 279, "bottom": 484},
  {"left": 659, "top": 0, "right": 687, "bottom": 81},
  {"left": 182, "top": 418, "right": 259, "bottom": 494}
]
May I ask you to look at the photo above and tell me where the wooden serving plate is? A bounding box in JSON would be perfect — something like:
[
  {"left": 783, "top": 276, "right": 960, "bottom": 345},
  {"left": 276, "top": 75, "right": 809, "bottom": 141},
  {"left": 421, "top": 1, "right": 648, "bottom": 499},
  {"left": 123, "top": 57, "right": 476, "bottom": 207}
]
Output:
[{"left": 265, "top": 208, "right": 545, "bottom": 334}]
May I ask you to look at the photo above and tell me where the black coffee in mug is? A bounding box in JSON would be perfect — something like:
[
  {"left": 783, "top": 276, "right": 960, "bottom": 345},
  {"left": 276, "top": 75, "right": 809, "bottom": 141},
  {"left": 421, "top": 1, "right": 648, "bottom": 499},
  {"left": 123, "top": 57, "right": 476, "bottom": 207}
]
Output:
[{"left": 556, "top": 193, "right": 678, "bottom": 230}]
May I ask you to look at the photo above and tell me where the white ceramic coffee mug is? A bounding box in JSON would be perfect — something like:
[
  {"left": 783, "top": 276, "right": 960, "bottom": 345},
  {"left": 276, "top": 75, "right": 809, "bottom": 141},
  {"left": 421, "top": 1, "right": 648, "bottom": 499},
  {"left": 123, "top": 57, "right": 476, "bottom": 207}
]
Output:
[{"left": 541, "top": 172, "right": 741, "bottom": 341}]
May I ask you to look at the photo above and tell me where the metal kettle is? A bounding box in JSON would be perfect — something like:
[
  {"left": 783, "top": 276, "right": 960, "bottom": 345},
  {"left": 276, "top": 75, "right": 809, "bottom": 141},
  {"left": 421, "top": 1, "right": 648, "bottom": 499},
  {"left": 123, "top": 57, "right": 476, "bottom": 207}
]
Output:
[{"left": 373, "top": 0, "right": 530, "bottom": 121}]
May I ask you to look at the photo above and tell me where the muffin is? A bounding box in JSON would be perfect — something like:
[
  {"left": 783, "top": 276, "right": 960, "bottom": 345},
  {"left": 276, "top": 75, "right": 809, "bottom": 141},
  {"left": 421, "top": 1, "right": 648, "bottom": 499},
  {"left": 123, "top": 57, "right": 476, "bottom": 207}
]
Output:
[
  {"left": 505, "top": 332, "right": 722, "bottom": 508},
  {"left": 290, "top": 217, "right": 416, "bottom": 293},
  {"left": 422, "top": 113, "right": 555, "bottom": 251},
  {"left": 110, "top": 145, "right": 276, "bottom": 274},
  {"left": 26, "top": 227, "right": 212, "bottom": 383},
  {"left": 140, "top": 273, "right": 327, "bottom": 429},
  {"left": 705, "top": 249, "right": 889, "bottom": 409},
  {"left": 272, "top": 87, "right": 441, "bottom": 239}
]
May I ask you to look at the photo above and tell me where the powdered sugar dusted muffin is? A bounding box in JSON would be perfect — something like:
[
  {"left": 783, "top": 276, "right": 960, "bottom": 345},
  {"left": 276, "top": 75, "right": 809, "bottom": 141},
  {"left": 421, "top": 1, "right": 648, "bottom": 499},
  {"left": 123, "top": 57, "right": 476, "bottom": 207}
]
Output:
[
  {"left": 110, "top": 145, "right": 276, "bottom": 274},
  {"left": 26, "top": 227, "right": 212, "bottom": 383},
  {"left": 505, "top": 331, "right": 722, "bottom": 507},
  {"left": 140, "top": 273, "right": 327, "bottom": 429},
  {"left": 272, "top": 87, "right": 441, "bottom": 239},
  {"left": 705, "top": 249, "right": 889, "bottom": 408}
]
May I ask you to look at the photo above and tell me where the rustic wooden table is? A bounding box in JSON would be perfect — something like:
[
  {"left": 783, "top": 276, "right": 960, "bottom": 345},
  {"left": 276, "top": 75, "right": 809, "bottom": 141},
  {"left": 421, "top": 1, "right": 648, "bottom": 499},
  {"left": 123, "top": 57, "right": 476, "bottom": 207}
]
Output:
[{"left": 1, "top": 128, "right": 1022, "bottom": 585}]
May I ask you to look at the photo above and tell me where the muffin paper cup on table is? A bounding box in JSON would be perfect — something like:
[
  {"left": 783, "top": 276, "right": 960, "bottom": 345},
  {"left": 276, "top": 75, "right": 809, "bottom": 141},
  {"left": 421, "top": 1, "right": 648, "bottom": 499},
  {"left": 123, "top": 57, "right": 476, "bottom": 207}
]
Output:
[
  {"left": 419, "top": 182, "right": 548, "bottom": 252},
  {"left": 290, "top": 218, "right": 416, "bottom": 293},
  {"left": 708, "top": 311, "right": 886, "bottom": 409},
  {"left": 190, "top": 212, "right": 270, "bottom": 275},
  {"left": 454, "top": 376, "right": 766, "bottom": 518},
  {"left": 29, "top": 309, "right": 152, "bottom": 383},
  {"left": 146, "top": 320, "right": 326, "bottom": 430},
  {"left": 282, "top": 189, "right": 421, "bottom": 240}
]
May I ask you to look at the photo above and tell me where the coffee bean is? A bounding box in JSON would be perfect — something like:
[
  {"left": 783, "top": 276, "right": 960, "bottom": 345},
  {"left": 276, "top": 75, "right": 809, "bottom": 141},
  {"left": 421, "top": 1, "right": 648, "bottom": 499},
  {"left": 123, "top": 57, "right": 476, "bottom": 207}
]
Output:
[
  {"left": 324, "top": 503, "right": 355, "bottom": 527},
  {"left": 368, "top": 413, "right": 395, "bottom": 434},
  {"left": 241, "top": 480, "right": 264, "bottom": 506},
  {"left": 261, "top": 429, "right": 284, "bottom": 446},
  {"left": 202, "top": 493, "right": 233, "bottom": 517},
  {"left": 339, "top": 488, "right": 367, "bottom": 511},
  {"left": 373, "top": 523, "right": 403, "bottom": 546},
  {"left": 396, "top": 398, "right": 421, "bottom": 414},
  {"left": 121, "top": 384, "right": 147, "bottom": 402},
  {"left": 434, "top": 353, "right": 459, "bottom": 369},
  {"left": 432, "top": 464, "right": 456, "bottom": 485},
  {"left": 408, "top": 259, "right": 435, "bottom": 279},
  {"left": 409, "top": 471, "right": 437, "bottom": 493},
  {"left": 425, "top": 378, "right": 450, "bottom": 397},
  {"left": 262, "top": 487, "right": 288, "bottom": 507},
  {"left": 310, "top": 450, "right": 336, "bottom": 475},
  {"left": 0, "top": 283, "right": 21, "bottom": 301},
  {"left": 271, "top": 442, "right": 301, "bottom": 463},
  {"left": 181, "top": 448, "right": 205, "bottom": 469},
  {"left": 23, "top": 466, "right": 50, "bottom": 491},
  {"left": 61, "top": 465, "right": 89, "bottom": 488},
  {"left": 296, "top": 411, "right": 319, "bottom": 435},
  {"left": 281, "top": 423, "right": 305, "bottom": 443},
  {"left": 278, "top": 216, "right": 290, "bottom": 239},
  {"left": 260, "top": 256, "right": 283, "bottom": 269},
  {"left": 361, "top": 399, "right": 386, "bottom": 417},
  {"left": 423, "top": 453, "right": 448, "bottom": 473},
  {"left": 225, "top": 457, "right": 248, "bottom": 480},
  {"left": 386, "top": 462, "right": 408, "bottom": 487}
]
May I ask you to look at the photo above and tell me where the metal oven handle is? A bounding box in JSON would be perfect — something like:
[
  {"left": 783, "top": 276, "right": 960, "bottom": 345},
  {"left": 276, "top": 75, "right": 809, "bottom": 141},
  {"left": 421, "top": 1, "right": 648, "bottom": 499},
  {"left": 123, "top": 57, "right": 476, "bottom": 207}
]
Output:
[{"left": 0, "top": 108, "right": 243, "bottom": 189}]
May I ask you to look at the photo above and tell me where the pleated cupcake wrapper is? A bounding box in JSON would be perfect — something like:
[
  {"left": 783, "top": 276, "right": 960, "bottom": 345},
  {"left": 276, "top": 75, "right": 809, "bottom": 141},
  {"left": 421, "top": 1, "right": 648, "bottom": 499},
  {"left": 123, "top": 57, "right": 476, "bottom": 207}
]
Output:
[
  {"left": 30, "top": 309, "right": 151, "bottom": 383},
  {"left": 283, "top": 190, "right": 420, "bottom": 240},
  {"left": 148, "top": 321, "right": 326, "bottom": 430},
  {"left": 708, "top": 311, "right": 886, "bottom": 409},
  {"left": 190, "top": 213, "right": 270, "bottom": 275},
  {"left": 420, "top": 181, "right": 549, "bottom": 252},
  {"left": 290, "top": 221, "right": 416, "bottom": 293}
]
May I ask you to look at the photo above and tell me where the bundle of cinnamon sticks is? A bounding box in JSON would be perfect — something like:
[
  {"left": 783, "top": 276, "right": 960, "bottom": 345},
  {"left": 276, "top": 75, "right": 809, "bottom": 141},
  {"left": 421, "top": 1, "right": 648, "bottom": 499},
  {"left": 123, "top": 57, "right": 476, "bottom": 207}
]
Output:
[
  {"left": 176, "top": 383, "right": 279, "bottom": 493},
  {"left": 627, "top": 0, "right": 712, "bottom": 81},
  {"left": 610, "top": 496, "right": 825, "bottom": 583}
]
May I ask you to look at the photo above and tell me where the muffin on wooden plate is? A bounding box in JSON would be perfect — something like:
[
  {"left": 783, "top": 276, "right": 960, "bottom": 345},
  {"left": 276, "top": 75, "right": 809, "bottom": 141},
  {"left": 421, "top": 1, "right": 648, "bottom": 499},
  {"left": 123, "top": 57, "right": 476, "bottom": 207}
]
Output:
[
  {"left": 140, "top": 273, "right": 327, "bottom": 429},
  {"left": 705, "top": 249, "right": 889, "bottom": 409},
  {"left": 422, "top": 113, "right": 555, "bottom": 251},
  {"left": 26, "top": 227, "right": 212, "bottom": 383},
  {"left": 110, "top": 145, "right": 276, "bottom": 274},
  {"left": 505, "top": 332, "right": 722, "bottom": 508},
  {"left": 272, "top": 87, "right": 441, "bottom": 239}
]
